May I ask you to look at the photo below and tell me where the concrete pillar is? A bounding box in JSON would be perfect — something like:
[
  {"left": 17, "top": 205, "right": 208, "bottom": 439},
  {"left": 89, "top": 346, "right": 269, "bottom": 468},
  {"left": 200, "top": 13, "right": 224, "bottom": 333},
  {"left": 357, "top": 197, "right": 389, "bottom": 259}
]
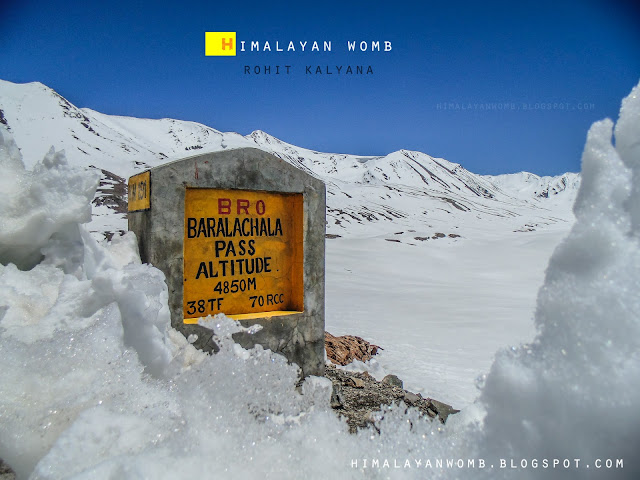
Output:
[{"left": 128, "top": 148, "right": 326, "bottom": 377}]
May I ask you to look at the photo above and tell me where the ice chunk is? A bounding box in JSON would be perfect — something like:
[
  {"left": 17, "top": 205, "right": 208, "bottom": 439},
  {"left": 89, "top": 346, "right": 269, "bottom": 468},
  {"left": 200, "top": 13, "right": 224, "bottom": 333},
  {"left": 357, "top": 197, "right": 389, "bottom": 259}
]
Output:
[
  {"left": 468, "top": 81, "right": 640, "bottom": 477},
  {"left": 614, "top": 83, "right": 640, "bottom": 234},
  {"left": 0, "top": 127, "right": 99, "bottom": 270}
]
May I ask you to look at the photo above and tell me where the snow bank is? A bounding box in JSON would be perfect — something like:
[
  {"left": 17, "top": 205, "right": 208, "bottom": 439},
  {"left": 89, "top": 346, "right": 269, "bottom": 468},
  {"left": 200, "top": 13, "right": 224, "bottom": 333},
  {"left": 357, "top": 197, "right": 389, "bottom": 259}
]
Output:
[
  {"left": 468, "top": 82, "right": 640, "bottom": 477},
  {"left": 1, "top": 81, "right": 640, "bottom": 479},
  {"left": 0, "top": 128, "right": 99, "bottom": 271}
]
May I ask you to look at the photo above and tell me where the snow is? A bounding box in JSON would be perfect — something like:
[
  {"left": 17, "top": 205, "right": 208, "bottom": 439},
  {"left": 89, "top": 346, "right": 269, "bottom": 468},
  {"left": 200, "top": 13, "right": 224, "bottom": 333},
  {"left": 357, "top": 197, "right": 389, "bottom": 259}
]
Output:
[
  {"left": 0, "top": 78, "right": 579, "bottom": 243},
  {"left": 0, "top": 79, "right": 639, "bottom": 479},
  {"left": 466, "top": 80, "right": 640, "bottom": 477},
  {"left": 0, "top": 129, "right": 99, "bottom": 270},
  {"left": 325, "top": 229, "right": 568, "bottom": 408}
]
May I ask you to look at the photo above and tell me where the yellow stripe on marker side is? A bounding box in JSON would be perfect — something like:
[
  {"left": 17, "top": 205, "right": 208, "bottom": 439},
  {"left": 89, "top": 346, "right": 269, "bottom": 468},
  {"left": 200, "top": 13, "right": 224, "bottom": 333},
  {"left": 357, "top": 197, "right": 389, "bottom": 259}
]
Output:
[{"left": 183, "top": 310, "right": 302, "bottom": 324}]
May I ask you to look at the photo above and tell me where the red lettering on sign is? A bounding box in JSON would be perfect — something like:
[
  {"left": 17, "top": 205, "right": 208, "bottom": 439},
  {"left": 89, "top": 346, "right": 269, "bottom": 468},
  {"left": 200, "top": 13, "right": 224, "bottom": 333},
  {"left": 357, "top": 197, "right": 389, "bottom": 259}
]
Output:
[
  {"left": 217, "top": 198, "right": 267, "bottom": 215},
  {"left": 218, "top": 198, "right": 231, "bottom": 214},
  {"left": 237, "top": 199, "right": 250, "bottom": 214}
]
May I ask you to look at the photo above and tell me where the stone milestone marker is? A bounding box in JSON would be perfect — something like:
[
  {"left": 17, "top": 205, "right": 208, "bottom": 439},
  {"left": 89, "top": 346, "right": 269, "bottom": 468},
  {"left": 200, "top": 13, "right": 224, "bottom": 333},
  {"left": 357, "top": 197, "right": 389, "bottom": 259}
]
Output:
[{"left": 127, "top": 148, "right": 326, "bottom": 377}]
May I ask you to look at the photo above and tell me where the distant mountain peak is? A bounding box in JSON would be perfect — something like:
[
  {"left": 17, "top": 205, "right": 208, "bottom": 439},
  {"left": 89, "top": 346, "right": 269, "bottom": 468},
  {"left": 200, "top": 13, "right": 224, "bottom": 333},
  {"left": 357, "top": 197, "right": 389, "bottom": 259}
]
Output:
[{"left": 0, "top": 78, "right": 578, "bottom": 238}]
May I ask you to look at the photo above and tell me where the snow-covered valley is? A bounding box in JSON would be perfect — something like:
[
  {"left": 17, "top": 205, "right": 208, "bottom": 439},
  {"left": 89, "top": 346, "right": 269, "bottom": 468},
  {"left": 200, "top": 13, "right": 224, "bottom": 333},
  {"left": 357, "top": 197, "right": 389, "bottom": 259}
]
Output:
[{"left": 326, "top": 229, "right": 568, "bottom": 408}]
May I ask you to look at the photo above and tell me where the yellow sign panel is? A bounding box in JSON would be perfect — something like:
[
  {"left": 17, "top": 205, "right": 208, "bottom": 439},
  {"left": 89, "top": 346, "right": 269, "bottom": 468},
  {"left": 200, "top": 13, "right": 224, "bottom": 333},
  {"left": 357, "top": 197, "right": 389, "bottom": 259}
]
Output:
[
  {"left": 205, "top": 32, "right": 237, "bottom": 56},
  {"left": 183, "top": 188, "right": 303, "bottom": 322},
  {"left": 128, "top": 171, "right": 150, "bottom": 212}
]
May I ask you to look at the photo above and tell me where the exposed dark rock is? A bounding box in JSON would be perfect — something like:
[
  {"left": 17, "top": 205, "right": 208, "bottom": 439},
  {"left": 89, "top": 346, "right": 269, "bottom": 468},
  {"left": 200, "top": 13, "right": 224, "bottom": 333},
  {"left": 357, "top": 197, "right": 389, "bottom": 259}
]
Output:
[
  {"left": 102, "top": 230, "right": 127, "bottom": 241},
  {"left": 382, "top": 374, "right": 403, "bottom": 389},
  {"left": 0, "top": 109, "right": 9, "bottom": 130},
  {"left": 429, "top": 398, "right": 460, "bottom": 423},
  {"left": 345, "top": 377, "right": 365, "bottom": 388},
  {"left": 404, "top": 391, "right": 421, "bottom": 404},
  {"left": 324, "top": 364, "right": 459, "bottom": 433},
  {"left": 0, "top": 458, "right": 16, "bottom": 480},
  {"left": 325, "top": 332, "right": 381, "bottom": 366},
  {"left": 437, "top": 196, "right": 471, "bottom": 212},
  {"left": 330, "top": 382, "right": 345, "bottom": 408},
  {"left": 91, "top": 167, "right": 128, "bottom": 215}
]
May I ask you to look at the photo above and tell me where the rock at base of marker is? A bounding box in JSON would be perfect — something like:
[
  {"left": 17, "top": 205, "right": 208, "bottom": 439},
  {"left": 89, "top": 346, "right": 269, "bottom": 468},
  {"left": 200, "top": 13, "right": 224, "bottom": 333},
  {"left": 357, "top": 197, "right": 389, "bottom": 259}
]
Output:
[
  {"left": 381, "top": 374, "right": 403, "bottom": 389},
  {"left": 324, "top": 331, "right": 381, "bottom": 366},
  {"left": 324, "top": 364, "right": 459, "bottom": 433},
  {"left": 403, "top": 391, "right": 421, "bottom": 404}
]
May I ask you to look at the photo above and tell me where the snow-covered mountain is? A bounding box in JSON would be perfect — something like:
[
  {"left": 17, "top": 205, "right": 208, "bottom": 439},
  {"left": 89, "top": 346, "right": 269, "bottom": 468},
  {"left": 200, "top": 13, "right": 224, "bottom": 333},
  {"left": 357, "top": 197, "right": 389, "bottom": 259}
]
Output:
[
  {"left": 0, "top": 79, "right": 579, "bottom": 239},
  {"left": 484, "top": 171, "right": 581, "bottom": 200}
]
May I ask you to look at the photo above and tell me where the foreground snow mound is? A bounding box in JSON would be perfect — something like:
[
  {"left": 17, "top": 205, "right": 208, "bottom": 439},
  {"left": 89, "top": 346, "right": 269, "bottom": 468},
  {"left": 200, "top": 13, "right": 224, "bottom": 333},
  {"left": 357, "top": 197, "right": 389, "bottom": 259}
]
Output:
[
  {"left": 0, "top": 127, "right": 99, "bottom": 271},
  {"left": 0, "top": 236, "right": 451, "bottom": 479},
  {"left": 470, "top": 82, "right": 640, "bottom": 477}
]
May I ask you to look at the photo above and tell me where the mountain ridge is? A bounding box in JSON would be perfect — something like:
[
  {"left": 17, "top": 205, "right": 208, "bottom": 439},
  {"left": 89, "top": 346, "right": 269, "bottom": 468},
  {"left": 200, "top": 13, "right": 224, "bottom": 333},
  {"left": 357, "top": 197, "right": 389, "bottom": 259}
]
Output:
[{"left": 0, "top": 79, "right": 578, "bottom": 239}]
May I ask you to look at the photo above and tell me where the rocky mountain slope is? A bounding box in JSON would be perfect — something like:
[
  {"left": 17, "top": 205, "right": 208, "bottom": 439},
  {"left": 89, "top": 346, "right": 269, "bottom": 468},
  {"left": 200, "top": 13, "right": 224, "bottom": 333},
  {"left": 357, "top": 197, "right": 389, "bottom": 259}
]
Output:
[{"left": 0, "top": 79, "right": 579, "bottom": 239}]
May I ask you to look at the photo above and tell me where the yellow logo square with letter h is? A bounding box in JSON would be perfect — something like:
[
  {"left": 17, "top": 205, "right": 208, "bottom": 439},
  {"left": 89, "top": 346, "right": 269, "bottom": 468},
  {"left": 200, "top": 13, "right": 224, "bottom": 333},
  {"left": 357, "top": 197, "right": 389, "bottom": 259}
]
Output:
[{"left": 205, "top": 32, "right": 236, "bottom": 56}]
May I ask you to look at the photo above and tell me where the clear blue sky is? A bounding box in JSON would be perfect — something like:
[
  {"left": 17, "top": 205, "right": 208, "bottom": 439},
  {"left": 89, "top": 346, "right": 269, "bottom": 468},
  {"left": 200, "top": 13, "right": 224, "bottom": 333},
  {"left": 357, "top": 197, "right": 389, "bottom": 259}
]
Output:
[{"left": 2, "top": 0, "right": 639, "bottom": 175}]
